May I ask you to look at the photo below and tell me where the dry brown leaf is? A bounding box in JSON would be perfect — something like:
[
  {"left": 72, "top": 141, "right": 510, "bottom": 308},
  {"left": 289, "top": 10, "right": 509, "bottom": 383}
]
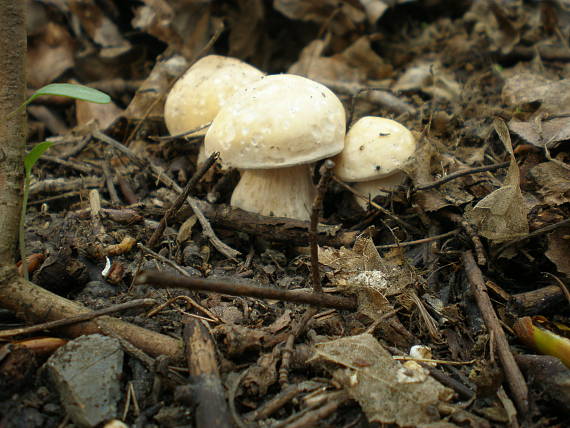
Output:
[
  {"left": 288, "top": 35, "right": 390, "bottom": 83},
  {"left": 313, "top": 333, "right": 454, "bottom": 426},
  {"left": 502, "top": 73, "right": 570, "bottom": 116},
  {"left": 504, "top": 73, "right": 570, "bottom": 148},
  {"left": 509, "top": 117, "right": 570, "bottom": 149},
  {"left": 545, "top": 225, "right": 570, "bottom": 277},
  {"left": 530, "top": 161, "right": 570, "bottom": 205},
  {"left": 393, "top": 61, "right": 461, "bottom": 101},
  {"left": 75, "top": 99, "right": 122, "bottom": 130},
  {"left": 124, "top": 55, "right": 188, "bottom": 122},
  {"left": 27, "top": 22, "right": 75, "bottom": 88},
  {"left": 464, "top": 0, "right": 520, "bottom": 54},
  {"left": 274, "top": 0, "right": 365, "bottom": 34},
  {"left": 465, "top": 119, "right": 529, "bottom": 243},
  {"left": 318, "top": 235, "right": 412, "bottom": 321},
  {"left": 288, "top": 37, "right": 365, "bottom": 82},
  {"left": 132, "top": 0, "right": 220, "bottom": 60},
  {"left": 69, "top": 0, "right": 131, "bottom": 57}
]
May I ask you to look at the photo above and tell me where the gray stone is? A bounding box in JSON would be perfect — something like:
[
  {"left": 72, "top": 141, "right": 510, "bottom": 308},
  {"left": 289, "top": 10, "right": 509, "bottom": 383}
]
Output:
[{"left": 45, "top": 334, "right": 123, "bottom": 427}]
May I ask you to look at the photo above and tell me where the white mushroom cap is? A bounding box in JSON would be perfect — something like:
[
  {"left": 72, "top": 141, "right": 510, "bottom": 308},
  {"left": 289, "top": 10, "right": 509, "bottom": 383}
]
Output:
[
  {"left": 164, "top": 55, "right": 264, "bottom": 137},
  {"left": 204, "top": 74, "right": 346, "bottom": 169},
  {"left": 333, "top": 117, "right": 416, "bottom": 182}
]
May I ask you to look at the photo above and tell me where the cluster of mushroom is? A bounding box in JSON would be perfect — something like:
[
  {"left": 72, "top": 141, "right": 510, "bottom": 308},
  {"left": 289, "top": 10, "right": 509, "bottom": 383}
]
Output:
[{"left": 164, "top": 55, "right": 417, "bottom": 221}]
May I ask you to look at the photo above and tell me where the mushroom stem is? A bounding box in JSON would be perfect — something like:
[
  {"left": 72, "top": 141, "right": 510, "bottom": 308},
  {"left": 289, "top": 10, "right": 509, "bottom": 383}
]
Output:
[{"left": 230, "top": 165, "right": 316, "bottom": 221}]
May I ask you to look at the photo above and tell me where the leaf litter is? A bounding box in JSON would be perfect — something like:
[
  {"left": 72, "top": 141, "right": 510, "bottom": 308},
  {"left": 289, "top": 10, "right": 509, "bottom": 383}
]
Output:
[{"left": 3, "top": 0, "right": 570, "bottom": 427}]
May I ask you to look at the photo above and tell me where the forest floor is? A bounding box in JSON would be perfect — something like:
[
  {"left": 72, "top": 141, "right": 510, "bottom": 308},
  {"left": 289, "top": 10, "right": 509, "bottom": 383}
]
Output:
[{"left": 1, "top": 1, "right": 570, "bottom": 427}]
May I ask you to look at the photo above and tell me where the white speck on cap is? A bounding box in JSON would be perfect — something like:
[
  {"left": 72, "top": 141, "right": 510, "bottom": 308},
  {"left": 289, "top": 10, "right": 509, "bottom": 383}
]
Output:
[
  {"left": 164, "top": 55, "right": 264, "bottom": 137},
  {"left": 333, "top": 117, "right": 416, "bottom": 182},
  {"left": 204, "top": 74, "right": 346, "bottom": 169}
]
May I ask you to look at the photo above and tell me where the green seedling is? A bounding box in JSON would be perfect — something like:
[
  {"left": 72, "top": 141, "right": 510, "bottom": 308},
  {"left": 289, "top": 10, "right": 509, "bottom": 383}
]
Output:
[{"left": 17, "top": 83, "right": 111, "bottom": 280}]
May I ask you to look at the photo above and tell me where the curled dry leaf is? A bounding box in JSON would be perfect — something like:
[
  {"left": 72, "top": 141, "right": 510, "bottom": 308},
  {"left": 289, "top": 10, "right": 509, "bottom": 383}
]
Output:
[
  {"left": 464, "top": 118, "right": 529, "bottom": 243},
  {"left": 312, "top": 333, "right": 454, "bottom": 426}
]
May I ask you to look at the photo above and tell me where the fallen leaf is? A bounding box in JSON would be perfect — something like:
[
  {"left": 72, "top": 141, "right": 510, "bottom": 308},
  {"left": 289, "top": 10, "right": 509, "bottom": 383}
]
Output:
[
  {"left": 313, "top": 333, "right": 454, "bottom": 426},
  {"left": 465, "top": 118, "right": 529, "bottom": 243},
  {"left": 530, "top": 161, "right": 570, "bottom": 206},
  {"left": 319, "top": 235, "right": 413, "bottom": 321}
]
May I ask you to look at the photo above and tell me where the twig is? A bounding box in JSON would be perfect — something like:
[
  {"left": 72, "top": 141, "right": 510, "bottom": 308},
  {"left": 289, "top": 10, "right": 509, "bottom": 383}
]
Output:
[
  {"left": 333, "top": 176, "right": 423, "bottom": 235},
  {"left": 0, "top": 298, "right": 156, "bottom": 338},
  {"left": 279, "top": 307, "right": 318, "bottom": 387},
  {"left": 102, "top": 161, "right": 121, "bottom": 205},
  {"left": 542, "top": 272, "right": 570, "bottom": 307},
  {"left": 462, "top": 250, "right": 528, "bottom": 414},
  {"left": 180, "top": 318, "right": 233, "bottom": 428},
  {"left": 89, "top": 189, "right": 105, "bottom": 238},
  {"left": 310, "top": 160, "right": 334, "bottom": 293},
  {"left": 244, "top": 381, "right": 323, "bottom": 422},
  {"left": 149, "top": 295, "right": 220, "bottom": 323},
  {"left": 443, "top": 211, "right": 487, "bottom": 265},
  {"left": 187, "top": 196, "right": 241, "bottom": 259},
  {"left": 273, "top": 390, "right": 350, "bottom": 428},
  {"left": 317, "top": 78, "right": 416, "bottom": 116},
  {"left": 151, "top": 123, "right": 211, "bottom": 142},
  {"left": 424, "top": 366, "right": 475, "bottom": 400},
  {"left": 147, "top": 152, "right": 218, "bottom": 249},
  {"left": 135, "top": 271, "right": 357, "bottom": 311},
  {"left": 495, "top": 218, "right": 570, "bottom": 256},
  {"left": 137, "top": 242, "right": 193, "bottom": 277},
  {"left": 95, "top": 131, "right": 240, "bottom": 258},
  {"left": 376, "top": 228, "right": 460, "bottom": 249},
  {"left": 414, "top": 161, "right": 510, "bottom": 191},
  {"left": 40, "top": 154, "right": 100, "bottom": 174},
  {"left": 228, "top": 370, "right": 249, "bottom": 428}
]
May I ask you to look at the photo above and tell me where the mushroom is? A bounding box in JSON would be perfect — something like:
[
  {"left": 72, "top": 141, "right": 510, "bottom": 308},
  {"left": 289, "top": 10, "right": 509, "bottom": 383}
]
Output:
[
  {"left": 333, "top": 116, "right": 416, "bottom": 209},
  {"left": 164, "top": 55, "right": 265, "bottom": 163},
  {"left": 204, "top": 74, "right": 346, "bottom": 220}
]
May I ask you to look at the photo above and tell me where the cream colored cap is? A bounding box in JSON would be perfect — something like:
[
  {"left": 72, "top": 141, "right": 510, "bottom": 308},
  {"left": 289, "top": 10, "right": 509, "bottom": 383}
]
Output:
[
  {"left": 164, "top": 55, "right": 264, "bottom": 136},
  {"left": 204, "top": 74, "right": 346, "bottom": 169},
  {"left": 333, "top": 117, "right": 416, "bottom": 182}
]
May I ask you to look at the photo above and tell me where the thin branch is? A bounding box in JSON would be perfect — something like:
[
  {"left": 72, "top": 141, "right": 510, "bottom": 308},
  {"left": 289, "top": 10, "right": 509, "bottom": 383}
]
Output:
[
  {"left": 310, "top": 160, "right": 334, "bottom": 293},
  {"left": 0, "top": 298, "right": 156, "bottom": 338},
  {"left": 414, "top": 161, "right": 510, "bottom": 191},
  {"left": 462, "top": 250, "right": 528, "bottom": 415},
  {"left": 376, "top": 228, "right": 460, "bottom": 249},
  {"left": 333, "top": 176, "right": 423, "bottom": 235},
  {"left": 495, "top": 218, "right": 570, "bottom": 256},
  {"left": 135, "top": 271, "right": 357, "bottom": 311},
  {"left": 147, "top": 151, "right": 218, "bottom": 249}
]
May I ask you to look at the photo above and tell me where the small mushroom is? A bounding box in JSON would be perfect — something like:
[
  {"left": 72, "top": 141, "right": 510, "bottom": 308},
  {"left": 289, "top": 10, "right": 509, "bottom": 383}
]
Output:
[
  {"left": 204, "top": 74, "right": 346, "bottom": 221},
  {"left": 164, "top": 55, "right": 264, "bottom": 165},
  {"left": 333, "top": 116, "right": 416, "bottom": 209}
]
